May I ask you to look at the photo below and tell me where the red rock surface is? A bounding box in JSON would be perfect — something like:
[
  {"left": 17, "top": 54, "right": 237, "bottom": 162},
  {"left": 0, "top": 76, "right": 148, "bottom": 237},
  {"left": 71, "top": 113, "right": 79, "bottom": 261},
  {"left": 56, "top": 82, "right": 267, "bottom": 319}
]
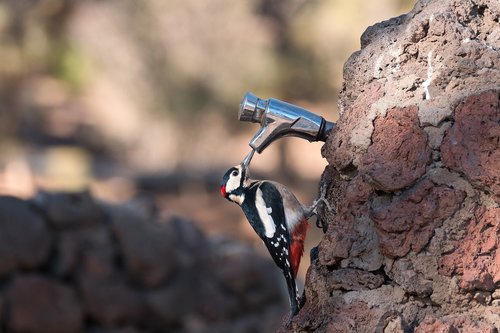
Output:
[
  {"left": 371, "top": 180, "right": 466, "bottom": 258},
  {"left": 441, "top": 91, "right": 500, "bottom": 203},
  {"left": 415, "top": 315, "right": 498, "bottom": 333},
  {"left": 440, "top": 207, "right": 500, "bottom": 291},
  {"left": 359, "top": 106, "right": 432, "bottom": 192},
  {"left": 414, "top": 316, "right": 456, "bottom": 333}
]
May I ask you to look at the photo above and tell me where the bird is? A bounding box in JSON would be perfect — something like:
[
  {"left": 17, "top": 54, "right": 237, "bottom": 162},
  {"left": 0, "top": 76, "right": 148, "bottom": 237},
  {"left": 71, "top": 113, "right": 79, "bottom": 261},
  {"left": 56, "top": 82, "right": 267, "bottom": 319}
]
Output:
[{"left": 220, "top": 150, "right": 329, "bottom": 315}]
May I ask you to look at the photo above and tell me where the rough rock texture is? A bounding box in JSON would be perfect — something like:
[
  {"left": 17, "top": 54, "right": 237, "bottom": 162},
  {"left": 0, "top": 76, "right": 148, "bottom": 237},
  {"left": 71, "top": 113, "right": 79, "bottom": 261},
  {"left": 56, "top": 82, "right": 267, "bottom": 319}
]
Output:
[
  {"left": 371, "top": 179, "right": 466, "bottom": 259},
  {"left": 0, "top": 193, "right": 287, "bottom": 333},
  {"left": 441, "top": 91, "right": 500, "bottom": 204},
  {"left": 281, "top": 0, "right": 500, "bottom": 331},
  {"left": 359, "top": 106, "right": 432, "bottom": 192},
  {"left": 440, "top": 207, "right": 500, "bottom": 292}
]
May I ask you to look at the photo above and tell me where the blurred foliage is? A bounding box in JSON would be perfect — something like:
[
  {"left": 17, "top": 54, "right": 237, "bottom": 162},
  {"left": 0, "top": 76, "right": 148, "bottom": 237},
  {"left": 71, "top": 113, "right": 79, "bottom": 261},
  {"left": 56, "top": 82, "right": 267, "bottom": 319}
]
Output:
[
  {"left": 0, "top": 0, "right": 415, "bottom": 174},
  {"left": 0, "top": 0, "right": 415, "bottom": 109},
  {"left": 51, "top": 42, "right": 91, "bottom": 92}
]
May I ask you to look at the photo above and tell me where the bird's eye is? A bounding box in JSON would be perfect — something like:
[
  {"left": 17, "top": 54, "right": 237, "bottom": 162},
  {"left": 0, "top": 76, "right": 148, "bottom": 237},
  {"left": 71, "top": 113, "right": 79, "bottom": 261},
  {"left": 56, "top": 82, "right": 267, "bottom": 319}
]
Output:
[{"left": 232, "top": 170, "right": 239, "bottom": 177}]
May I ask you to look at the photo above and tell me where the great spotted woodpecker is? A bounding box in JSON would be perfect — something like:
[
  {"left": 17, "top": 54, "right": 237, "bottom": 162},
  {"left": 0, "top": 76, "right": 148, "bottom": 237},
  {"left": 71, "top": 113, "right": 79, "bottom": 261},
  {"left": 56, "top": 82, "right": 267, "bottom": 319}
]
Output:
[{"left": 220, "top": 150, "right": 328, "bottom": 315}]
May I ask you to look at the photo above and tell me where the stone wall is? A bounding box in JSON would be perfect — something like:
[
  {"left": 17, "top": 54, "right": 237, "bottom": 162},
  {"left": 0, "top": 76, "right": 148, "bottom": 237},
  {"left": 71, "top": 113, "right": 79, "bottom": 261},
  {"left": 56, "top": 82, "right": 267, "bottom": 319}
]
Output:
[
  {"left": 281, "top": 0, "right": 500, "bottom": 331},
  {"left": 0, "top": 192, "right": 287, "bottom": 333}
]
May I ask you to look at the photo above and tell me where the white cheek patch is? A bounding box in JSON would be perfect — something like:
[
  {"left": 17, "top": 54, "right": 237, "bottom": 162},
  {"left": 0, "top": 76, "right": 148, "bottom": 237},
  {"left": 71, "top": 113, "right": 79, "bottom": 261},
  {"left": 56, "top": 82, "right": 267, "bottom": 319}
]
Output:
[
  {"left": 229, "top": 193, "right": 245, "bottom": 205},
  {"left": 256, "top": 188, "right": 276, "bottom": 238},
  {"left": 225, "top": 167, "right": 242, "bottom": 193}
]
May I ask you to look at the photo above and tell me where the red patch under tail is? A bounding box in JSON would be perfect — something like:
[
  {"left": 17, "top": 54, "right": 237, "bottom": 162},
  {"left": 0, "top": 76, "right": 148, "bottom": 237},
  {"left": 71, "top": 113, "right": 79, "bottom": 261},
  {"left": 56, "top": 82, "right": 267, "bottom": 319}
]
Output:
[{"left": 290, "top": 218, "right": 309, "bottom": 279}]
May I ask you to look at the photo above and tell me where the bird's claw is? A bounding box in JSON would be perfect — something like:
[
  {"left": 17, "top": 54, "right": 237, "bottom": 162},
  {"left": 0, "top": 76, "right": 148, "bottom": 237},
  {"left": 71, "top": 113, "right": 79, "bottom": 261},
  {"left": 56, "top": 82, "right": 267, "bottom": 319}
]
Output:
[
  {"left": 306, "top": 183, "right": 334, "bottom": 232},
  {"left": 307, "top": 183, "right": 334, "bottom": 218}
]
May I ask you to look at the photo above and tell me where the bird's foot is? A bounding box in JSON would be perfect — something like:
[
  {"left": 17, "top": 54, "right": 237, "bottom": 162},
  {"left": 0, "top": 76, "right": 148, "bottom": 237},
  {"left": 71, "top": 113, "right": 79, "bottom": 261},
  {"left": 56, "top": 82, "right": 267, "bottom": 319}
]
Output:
[
  {"left": 306, "top": 183, "right": 334, "bottom": 218},
  {"left": 306, "top": 183, "right": 334, "bottom": 233}
]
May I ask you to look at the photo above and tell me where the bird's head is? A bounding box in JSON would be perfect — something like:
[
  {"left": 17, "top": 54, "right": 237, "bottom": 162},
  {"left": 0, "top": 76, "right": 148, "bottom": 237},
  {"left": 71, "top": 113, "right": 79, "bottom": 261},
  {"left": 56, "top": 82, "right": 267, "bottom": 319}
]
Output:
[{"left": 220, "top": 150, "right": 254, "bottom": 205}]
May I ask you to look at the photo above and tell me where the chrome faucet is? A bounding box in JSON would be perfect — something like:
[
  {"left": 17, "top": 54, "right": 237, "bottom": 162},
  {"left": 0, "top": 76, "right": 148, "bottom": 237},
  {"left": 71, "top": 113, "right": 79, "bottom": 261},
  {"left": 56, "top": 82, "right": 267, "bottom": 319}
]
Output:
[{"left": 239, "top": 92, "right": 335, "bottom": 153}]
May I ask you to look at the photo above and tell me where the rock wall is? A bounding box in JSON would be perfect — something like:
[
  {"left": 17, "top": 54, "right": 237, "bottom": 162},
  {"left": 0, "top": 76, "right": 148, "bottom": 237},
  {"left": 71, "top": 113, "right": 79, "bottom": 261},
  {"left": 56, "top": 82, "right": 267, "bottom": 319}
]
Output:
[
  {"left": 282, "top": 0, "right": 500, "bottom": 331},
  {"left": 0, "top": 192, "right": 287, "bottom": 333}
]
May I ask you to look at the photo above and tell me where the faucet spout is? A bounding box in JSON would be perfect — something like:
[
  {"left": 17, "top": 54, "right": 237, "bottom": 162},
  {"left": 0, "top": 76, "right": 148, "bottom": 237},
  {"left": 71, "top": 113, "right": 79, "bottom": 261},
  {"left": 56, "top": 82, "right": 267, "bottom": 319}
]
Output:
[{"left": 238, "top": 92, "right": 335, "bottom": 153}]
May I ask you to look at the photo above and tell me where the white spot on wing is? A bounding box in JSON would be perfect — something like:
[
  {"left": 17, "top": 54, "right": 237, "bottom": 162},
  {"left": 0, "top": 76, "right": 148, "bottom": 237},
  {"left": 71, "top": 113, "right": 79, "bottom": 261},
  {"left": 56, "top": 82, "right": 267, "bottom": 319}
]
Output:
[{"left": 256, "top": 188, "right": 276, "bottom": 238}]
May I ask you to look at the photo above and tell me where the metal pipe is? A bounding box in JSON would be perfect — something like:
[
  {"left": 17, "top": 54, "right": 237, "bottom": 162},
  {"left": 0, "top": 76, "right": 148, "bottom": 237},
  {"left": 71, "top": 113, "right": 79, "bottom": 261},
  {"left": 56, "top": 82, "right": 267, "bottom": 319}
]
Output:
[{"left": 239, "top": 92, "right": 335, "bottom": 153}]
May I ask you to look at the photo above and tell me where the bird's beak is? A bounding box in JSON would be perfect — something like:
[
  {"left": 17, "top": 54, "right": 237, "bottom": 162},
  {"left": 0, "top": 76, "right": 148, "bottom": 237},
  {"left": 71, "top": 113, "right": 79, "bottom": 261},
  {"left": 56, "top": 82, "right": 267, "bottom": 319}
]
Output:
[{"left": 241, "top": 149, "right": 255, "bottom": 170}]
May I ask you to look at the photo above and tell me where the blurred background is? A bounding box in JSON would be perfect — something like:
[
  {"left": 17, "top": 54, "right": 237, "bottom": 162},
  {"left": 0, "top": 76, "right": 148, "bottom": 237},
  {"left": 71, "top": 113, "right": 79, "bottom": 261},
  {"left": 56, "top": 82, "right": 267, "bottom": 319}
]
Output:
[{"left": 0, "top": 0, "right": 413, "bottom": 313}]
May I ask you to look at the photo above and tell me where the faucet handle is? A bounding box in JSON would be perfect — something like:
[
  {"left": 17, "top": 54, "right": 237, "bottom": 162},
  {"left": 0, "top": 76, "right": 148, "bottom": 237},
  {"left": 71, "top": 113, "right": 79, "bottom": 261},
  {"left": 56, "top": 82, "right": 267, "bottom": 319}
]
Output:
[{"left": 239, "top": 92, "right": 266, "bottom": 123}]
